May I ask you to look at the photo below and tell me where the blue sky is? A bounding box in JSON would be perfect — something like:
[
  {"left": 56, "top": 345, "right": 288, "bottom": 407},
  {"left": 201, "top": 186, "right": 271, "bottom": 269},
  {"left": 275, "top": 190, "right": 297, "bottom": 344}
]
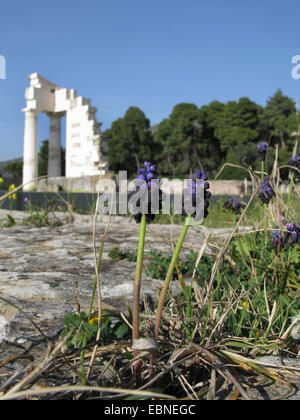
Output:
[{"left": 0, "top": 0, "right": 300, "bottom": 160}]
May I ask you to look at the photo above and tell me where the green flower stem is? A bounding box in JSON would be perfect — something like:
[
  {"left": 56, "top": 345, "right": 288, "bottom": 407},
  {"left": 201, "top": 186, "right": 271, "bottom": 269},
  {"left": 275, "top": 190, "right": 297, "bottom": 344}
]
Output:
[
  {"left": 131, "top": 214, "right": 147, "bottom": 383},
  {"left": 287, "top": 171, "right": 295, "bottom": 210},
  {"left": 132, "top": 214, "right": 147, "bottom": 342},
  {"left": 261, "top": 160, "right": 267, "bottom": 230},
  {"left": 261, "top": 160, "right": 264, "bottom": 184},
  {"left": 154, "top": 215, "right": 192, "bottom": 339}
]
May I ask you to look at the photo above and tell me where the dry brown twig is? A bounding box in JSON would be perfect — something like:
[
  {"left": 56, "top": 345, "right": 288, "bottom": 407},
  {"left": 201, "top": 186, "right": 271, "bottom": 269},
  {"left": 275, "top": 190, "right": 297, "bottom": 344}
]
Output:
[
  {"left": 86, "top": 167, "right": 114, "bottom": 381},
  {"left": 0, "top": 384, "right": 175, "bottom": 401},
  {"left": 2, "top": 330, "right": 73, "bottom": 397}
]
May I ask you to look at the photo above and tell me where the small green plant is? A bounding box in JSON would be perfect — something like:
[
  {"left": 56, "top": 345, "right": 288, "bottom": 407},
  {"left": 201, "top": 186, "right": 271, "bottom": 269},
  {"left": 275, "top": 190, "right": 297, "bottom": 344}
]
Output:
[
  {"left": 23, "top": 199, "right": 63, "bottom": 227},
  {"left": 23, "top": 210, "right": 50, "bottom": 227},
  {"left": 61, "top": 310, "right": 131, "bottom": 349},
  {"left": 108, "top": 246, "right": 137, "bottom": 262},
  {"left": 2, "top": 214, "right": 16, "bottom": 227},
  {"left": 146, "top": 249, "right": 211, "bottom": 280},
  {"left": 61, "top": 312, "right": 98, "bottom": 349},
  {"left": 109, "top": 247, "right": 213, "bottom": 282}
]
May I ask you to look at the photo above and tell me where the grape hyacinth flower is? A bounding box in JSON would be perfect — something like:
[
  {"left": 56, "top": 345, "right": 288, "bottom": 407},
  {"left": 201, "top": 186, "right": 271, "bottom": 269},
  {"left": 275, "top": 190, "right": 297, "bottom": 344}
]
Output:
[
  {"left": 286, "top": 223, "right": 300, "bottom": 245},
  {"left": 182, "top": 170, "right": 211, "bottom": 221},
  {"left": 130, "top": 161, "right": 164, "bottom": 379},
  {"left": 137, "top": 161, "right": 157, "bottom": 185},
  {"left": 289, "top": 155, "right": 300, "bottom": 169},
  {"left": 257, "top": 141, "right": 268, "bottom": 160},
  {"left": 286, "top": 222, "right": 296, "bottom": 231},
  {"left": 129, "top": 161, "right": 163, "bottom": 224},
  {"left": 259, "top": 176, "right": 274, "bottom": 204},
  {"left": 272, "top": 230, "right": 282, "bottom": 248},
  {"left": 223, "top": 197, "right": 246, "bottom": 214},
  {"left": 273, "top": 223, "right": 300, "bottom": 249}
]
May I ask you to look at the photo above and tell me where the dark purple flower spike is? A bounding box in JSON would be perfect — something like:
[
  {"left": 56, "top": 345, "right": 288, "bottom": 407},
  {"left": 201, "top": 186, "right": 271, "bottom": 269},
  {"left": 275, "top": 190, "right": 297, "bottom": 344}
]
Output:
[
  {"left": 285, "top": 223, "right": 300, "bottom": 245},
  {"left": 257, "top": 142, "right": 268, "bottom": 160},
  {"left": 182, "top": 170, "right": 211, "bottom": 220},
  {"left": 223, "top": 197, "right": 246, "bottom": 215},
  {"left": 289, "top": 155, "right": 300, "bottom": 169},
  {"left": 273, "top": 230, "right": 282, "bottom": 248},
  {"left": 259, "top": 176, "right": 274, "bottom": 204},
  {"left": 129, "top": 161, "right": 163, "bottom": 224},
  {"left": 273, "top": 223, "right": 300, "bottom": 249}
]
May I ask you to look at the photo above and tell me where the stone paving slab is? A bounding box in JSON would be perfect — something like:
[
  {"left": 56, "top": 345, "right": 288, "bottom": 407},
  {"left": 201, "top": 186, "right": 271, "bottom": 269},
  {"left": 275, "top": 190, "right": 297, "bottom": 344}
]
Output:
[{"left": 0, "top": 210, "right": 218, "bottom": 344}]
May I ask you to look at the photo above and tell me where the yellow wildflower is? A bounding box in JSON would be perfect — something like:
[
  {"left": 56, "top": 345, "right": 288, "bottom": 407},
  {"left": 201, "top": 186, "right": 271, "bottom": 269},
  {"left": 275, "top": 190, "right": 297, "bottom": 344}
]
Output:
[
  {"left": 88, "top": 315, "right": 108, "bottom": 325},
  {"left": 242, "top": 301, "right": 250, "bottom": 311},
  {"left": 8, "top": 184, "right": 17, "bottom": 200}
]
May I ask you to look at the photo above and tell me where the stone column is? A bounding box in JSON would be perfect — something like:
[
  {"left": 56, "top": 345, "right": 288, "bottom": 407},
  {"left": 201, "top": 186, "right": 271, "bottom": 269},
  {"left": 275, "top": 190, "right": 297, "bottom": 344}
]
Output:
[
  {"left": 48, "top": 113, "right": 62, "bottom": 177},
  {"left": 23, "top": 110, "right": 38, "bottom": 191}
]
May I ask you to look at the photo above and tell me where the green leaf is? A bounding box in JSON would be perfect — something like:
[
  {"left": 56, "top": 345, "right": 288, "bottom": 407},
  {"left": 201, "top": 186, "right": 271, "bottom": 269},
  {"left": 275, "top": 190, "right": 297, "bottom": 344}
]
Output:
[{"left": 114, "top": 323, "right": 129, "bottom": 339}]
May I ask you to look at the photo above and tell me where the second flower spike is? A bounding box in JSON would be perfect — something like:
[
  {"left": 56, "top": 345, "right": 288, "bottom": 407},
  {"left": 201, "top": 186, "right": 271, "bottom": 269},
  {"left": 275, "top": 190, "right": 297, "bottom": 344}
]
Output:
[{"left": 129, "top": 161, "right": 163, "bottom": 224}]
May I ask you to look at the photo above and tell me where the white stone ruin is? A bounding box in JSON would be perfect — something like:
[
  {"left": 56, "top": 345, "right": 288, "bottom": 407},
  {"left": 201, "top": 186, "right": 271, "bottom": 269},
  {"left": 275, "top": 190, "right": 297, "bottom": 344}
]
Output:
[{"left": 22, "top": 73, "right": 106, "bottom": 190}]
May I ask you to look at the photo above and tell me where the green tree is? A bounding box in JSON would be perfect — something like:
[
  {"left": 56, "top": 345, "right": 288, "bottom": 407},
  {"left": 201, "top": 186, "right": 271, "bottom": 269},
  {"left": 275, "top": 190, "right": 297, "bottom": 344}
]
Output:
[
  {"left": 199, "top": 101, "right": 225, "bottom": 176},
  {"left": 4, "top": 160, "right": 23, "bottom": 177},
  {"left": 103, "top": 91, "right": 298, "bottom": 181},
  {"left": 261, "top": 89, "right": 298, "bottom": 149},
  {"left": 104, "top": 107, "right": 153, "bottom": 176},
  {"left": 38, "top": 140, "right": 49, "bottom": 176},
  {"left": 38, "top": 140, "right": 66, "bottom": 177},
  {"left": 215, "top": 97, "right": 263, "bottom": 154},
  {"left": 154, "top": 103, "right": 204, "bottom": 177}
]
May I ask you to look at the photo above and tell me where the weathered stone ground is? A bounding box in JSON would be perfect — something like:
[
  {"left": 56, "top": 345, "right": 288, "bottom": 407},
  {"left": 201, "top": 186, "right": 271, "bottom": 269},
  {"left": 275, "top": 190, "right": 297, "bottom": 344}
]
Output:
[
  {"left": 0, "top": 210, "right": 216, "bottom": 344},
  {"left": 0, "top": 210, "right": 299, "bottom": 400}
]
